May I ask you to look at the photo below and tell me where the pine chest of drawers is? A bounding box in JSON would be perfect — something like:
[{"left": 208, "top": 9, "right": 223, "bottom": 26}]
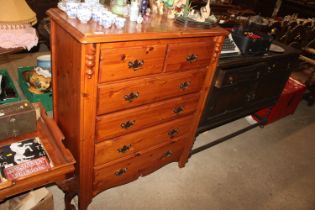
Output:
[{"left": 48, "top": 8, "right": 227, "bottom": 210}]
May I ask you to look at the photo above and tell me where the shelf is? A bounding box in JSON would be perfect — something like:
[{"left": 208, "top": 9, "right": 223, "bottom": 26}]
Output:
[{"left": 0, "top": 47, "right": 24, "bottom": 57}]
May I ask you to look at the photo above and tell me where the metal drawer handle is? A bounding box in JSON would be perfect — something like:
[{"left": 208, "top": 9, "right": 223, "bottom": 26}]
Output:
[
  {"left": 128, "top": 59, "right": 144, "bottom": 71},
  {"left": 168, "top": 129, "right": 179, "bottom": 138},
  {"left": 173, "top": 106, "right": 184, "bottom": 114},
  {"left": 117, "top": 144, "right": 132, "bottom": 153},
  {"left": 124, "top": 92, "right": 139, "bottom": 102},
  {"left": 256, "top": 71, "right": 261, "bottom": 79},
  {"left": 186, "top": 54, "right": 198, "bottom": 63},
  {"left": 246, "top": 93, "right": 256, "bottom": 102},
  {"left": 228, "top": 76, "right": 234, "bottom": 84},
  {"left": 115, "top": 168, "right": 128, "bottom": 176},
  {"left": 179, "top": 81, "right": 191, "bottom": 90},
  {"left": 163, "top": 150, "right": 173, "bottom": 158},
  {"left": 121, "top": 120, "right": 135, "bottom": 129}
]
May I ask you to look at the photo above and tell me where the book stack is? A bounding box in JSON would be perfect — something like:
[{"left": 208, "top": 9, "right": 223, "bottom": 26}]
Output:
[{"left": 0, "top": 137, "right": 53, "bottom": 188}]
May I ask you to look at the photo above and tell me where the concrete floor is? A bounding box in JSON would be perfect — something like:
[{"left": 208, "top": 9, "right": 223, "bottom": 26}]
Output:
[{"left": 1, "top": 52, "right": 315, "bottom": 210}]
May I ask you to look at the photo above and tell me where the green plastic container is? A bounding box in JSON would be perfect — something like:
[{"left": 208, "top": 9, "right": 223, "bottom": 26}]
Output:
[
  {"left": 18, "top": 66, "right": 53, "bottom": 111},
  {"left": 0, "top": 69, "right": 20, "bottom": 104}
]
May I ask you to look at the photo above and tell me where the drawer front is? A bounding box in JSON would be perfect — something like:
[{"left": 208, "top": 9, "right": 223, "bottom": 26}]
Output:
[
  {"left": 94, "top": 115, "right": 193, "bottom": 165},
  {"left": 93, "top": 139, "right": 184, "bottom": 193},
  {"left": 95, "top": 93, "right": 199, "bottom": 140},
  {"left": 97, "top": 70, "right": 206, "bottom": 114},
  {"left": 93, "top": 155, "right": 142, "bottom": 194},
  {"left": 215, "top": 62, "right": 266, "bottom": 88},
  {"left": 164, "top": 41, "right": 214, "bottom": 72},
  {"left": 140, "top": 139, "right": 184, "bottom": 176},
  {"left": 99, "top": 44, "right": 167, "bottom": 82}
]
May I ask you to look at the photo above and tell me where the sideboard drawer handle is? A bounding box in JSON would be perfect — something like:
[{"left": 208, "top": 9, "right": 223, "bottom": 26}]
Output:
[
  {"left": 124, "top": 92, "right": 139, "bottom": 102},
  {"left": 121, "top": 120, "right": 135, "bottom": 129},
  {"left": 168, "top": 129, "right": 179, "bottom": 138},
  {"left": 186, "top": 54, "right": 198, "bottom": 63},
  {"left": 228, "top": 76, "right": 234, "bottom": 84},
  {"left": 115, "top": 168, "right": 128, "bottom": 176},
  {"left": 173, "top": 106, "right": 184, "bottom": 114},
  {"left": 128, "top": 59, "right": 144, "bottom": 71},
  {"left": 117, "top": 144, "right": 132, "bottom": 153},
  {"left": 179, "top": 81, "right": 191, "bottom": 90}
]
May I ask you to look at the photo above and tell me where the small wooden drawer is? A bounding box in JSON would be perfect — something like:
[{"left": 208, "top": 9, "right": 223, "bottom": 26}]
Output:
[
  {"left": 93, "top": 155, "right": 142, "bottom": 195},
  {"left": 93, "top": 139, "right": 184, "bottom": 194},
  {"left": 99, "top": 44, "right": 167, "bottom": 82},
  {"left": 140, "top": 139, "right": 184, "bottom": 176},
  {"left": 94, "top": 115, "right": 193, "bottom": 165},
  {"left": 164, "top": 41, "right": 214, "bottom": 72},
  {"left": 97, "top": 70, "right": 206, "bottom": 114},
  {"left": 95, "top": 93, "right": 199, "bottom": 140}
]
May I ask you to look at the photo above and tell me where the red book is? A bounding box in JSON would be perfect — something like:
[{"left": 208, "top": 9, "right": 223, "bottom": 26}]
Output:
[{"left": 4, "top": 157, "right": 50, "bottom": 180}]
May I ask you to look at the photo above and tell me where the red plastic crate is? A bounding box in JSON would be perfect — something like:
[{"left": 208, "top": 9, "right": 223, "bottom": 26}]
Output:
[{"left": 253, "top": 77, "right": 306, "bottom": 125}]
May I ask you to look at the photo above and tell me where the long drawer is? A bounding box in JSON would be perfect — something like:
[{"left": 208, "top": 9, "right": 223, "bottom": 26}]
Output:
[
  {"left": 93, "top": 139, "right": 184, "bottom": 195},
  {"left": 99, "top": 43, "right": 167, "bottom": 82},
  {"left": 97, "top": 70, "right": 206, "bottom": 114},
  {"left": 95, "top": 93, "right": 199, "bottom": 141},
  {"left": 94, "top": 115, "right": 193, "bottom": 165}
]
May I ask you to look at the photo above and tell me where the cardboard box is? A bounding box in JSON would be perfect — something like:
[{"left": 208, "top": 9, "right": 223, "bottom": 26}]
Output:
[{"left": 0, "top": 188, "right": 53, "bottom": 210}]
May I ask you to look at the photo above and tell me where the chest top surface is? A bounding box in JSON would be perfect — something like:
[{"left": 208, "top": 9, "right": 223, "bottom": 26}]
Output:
[{"left": 47, "top": 8, "right": 228, "bottom": 43}]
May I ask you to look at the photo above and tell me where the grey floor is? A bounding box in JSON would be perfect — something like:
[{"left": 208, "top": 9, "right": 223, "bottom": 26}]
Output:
[{"left": 1, "top": 52, "right": 315, "bottom": 210}]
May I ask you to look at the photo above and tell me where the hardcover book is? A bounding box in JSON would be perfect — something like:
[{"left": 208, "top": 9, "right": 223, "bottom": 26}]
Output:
[
  {"left": 4, "top": 157, "right": 50, "bottom": 180},
  {"left": 0, "top": 137, "right": 52, "bottom": 180}
]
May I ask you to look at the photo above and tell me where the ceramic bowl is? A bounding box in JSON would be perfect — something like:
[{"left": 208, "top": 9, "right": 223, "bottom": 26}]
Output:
[{"left": 37, "top": 54, "right": 51, "bottom": 70}]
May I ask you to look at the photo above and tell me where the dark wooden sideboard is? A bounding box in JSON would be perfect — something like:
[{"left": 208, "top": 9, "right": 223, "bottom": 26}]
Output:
[
  {"left": 198, "top": 43, "right": 300, "bottom": 133},
  {"left": 47, "top": 8, "right": 227, "bottom": 210}
]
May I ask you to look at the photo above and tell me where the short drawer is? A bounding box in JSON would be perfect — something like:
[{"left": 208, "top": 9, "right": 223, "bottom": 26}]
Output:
[
  {"left": 95, "top": 93, "right": 199, "bottom": 140},
  {"left": 99, "top": 43, "right": 166, "bottom": 82},
  {"left": 94, "top": 115, "right": 193, "bottom": 165},
  {"left": 164, "top": 40, "right": 214, "bottom": 72},
  {"left": 93, "top": 139, "right": 184, "bottom": 194},
  {"left": 97, "top": 70, "right": 206, "bottom": 114}
]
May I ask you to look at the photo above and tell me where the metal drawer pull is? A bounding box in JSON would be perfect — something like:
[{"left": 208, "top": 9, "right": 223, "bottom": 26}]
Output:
[
  {"left": 246, "top": 93, "right": 256, "bottom": 102},
  {"left": 117, "top": 144, "right": 132, "bottom": 153},
  {"left": 173, "top": 106, "right": 184, "bottom": 114},
  {"left": 128, "top": 59, "right": 144, "bottom": 71},
  {"left": 168, "top": 129, "right": 179, "bottom": 138},
  {"left": 180, "top": 81, "right": 191, "bottom": 90},
  {"left": 115, "top": 168, "right": 128, "bottom": 176},
  {"left": 121, "top": 120, "right": 135, "bottom": 129},
  {"left": 228, "top": 76, "right": 234, "bottom": 84},
  {"left": 186, "top": 54, "right": 198, "bottom": 63},
  {"left": 256, "top": 71, "right": 261, "bottom": 79},
  {"left": 163, "top": 150, "right": 173, "bottom": 158},
  {"left": 124, "top": 92, "right": 139, "bottom": 102}
]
